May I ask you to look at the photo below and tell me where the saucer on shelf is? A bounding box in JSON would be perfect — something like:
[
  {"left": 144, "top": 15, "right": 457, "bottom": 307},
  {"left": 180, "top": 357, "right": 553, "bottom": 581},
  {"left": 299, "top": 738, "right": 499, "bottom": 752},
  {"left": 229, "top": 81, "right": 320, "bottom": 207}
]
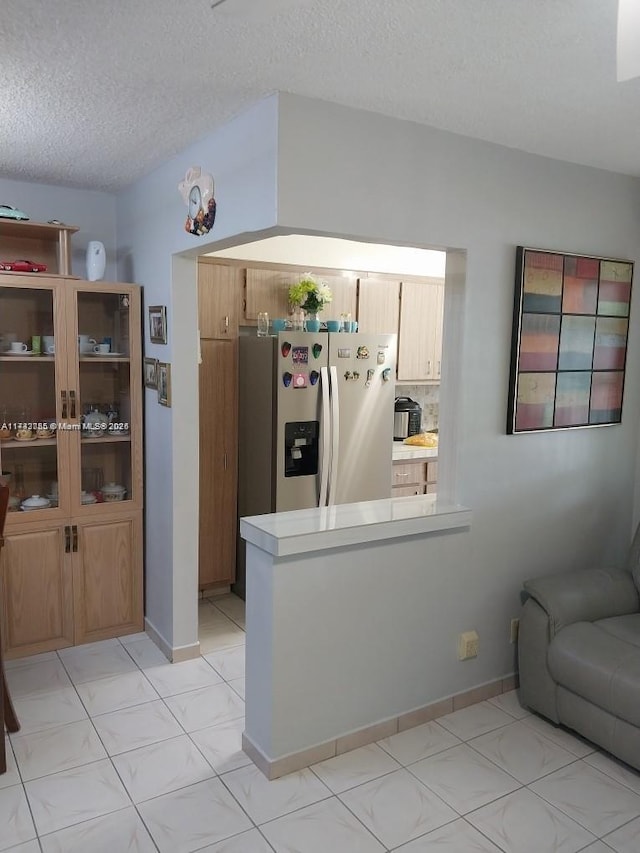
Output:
[
  {"left": 88, "top": 352, "right": 124, "bottom": 357},
  {"left": 6, "top": 350, "right": 34, "bottom": 356}
]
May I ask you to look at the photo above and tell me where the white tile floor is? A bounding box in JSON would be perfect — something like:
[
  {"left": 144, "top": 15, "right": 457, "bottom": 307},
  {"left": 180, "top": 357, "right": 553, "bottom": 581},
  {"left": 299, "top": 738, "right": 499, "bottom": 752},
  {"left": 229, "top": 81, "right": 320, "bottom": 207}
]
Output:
[{"left": 2, "top": 594, "right": 640, "bottom": 852}]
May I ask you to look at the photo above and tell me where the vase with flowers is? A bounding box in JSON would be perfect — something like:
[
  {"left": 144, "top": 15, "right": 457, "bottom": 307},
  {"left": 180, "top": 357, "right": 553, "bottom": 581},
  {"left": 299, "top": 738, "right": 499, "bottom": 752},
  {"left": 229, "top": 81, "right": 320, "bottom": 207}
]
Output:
[{"left": 288, "top": 273, "right": 333, "bottom": 331}]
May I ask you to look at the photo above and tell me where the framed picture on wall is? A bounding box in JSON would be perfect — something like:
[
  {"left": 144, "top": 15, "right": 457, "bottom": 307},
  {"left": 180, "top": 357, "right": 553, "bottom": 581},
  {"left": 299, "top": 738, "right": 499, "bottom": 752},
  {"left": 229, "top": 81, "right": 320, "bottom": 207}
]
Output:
[
  {"left": 507, "top": 247, "right": 633, "bottom": 433},
  {"left": 149, "top": 305, "right": 167, "bottom": 344},
  {"left": 144, "top": 357, "right": 158, "bottom": 390},
  {"left": 157, "top": 362, "right": 171, "bottom": 407}
]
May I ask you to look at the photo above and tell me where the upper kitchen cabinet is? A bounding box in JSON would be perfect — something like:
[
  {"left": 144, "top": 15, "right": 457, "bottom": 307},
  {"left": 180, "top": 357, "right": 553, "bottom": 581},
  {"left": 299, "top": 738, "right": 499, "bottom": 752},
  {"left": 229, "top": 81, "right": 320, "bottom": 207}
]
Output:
[
  {"left": 320, "top": 273, "right": 357, "bottom": 321},
  {"left": 356, "top": 276, "right": 401, "bottom": 336},
  {"left": 245, "top": 267, "right": 358, "bottom": 322},
  {"left": 198, "top": 261, "right": 245, "bottom": 339},
  {"left": 397, "top": 278, "right": 444, "bottom": 382},
  {"left": 245, "top": 268, "right": 301, "bottom": 321}
]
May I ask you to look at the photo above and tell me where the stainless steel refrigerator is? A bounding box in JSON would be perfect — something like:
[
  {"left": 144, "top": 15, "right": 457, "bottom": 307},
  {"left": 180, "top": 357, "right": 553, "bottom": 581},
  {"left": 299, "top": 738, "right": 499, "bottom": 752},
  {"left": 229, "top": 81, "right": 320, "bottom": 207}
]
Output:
[{"left": 234, "top": 331, "right": 396, "bottom": 595}]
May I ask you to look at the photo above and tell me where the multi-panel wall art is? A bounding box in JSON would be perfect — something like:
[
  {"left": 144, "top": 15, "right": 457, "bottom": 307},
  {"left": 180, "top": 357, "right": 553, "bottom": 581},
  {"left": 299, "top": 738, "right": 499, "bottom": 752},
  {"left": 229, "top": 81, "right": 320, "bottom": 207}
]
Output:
[{"left": 507, "top": 247, "right": 633, "bottom": 434}]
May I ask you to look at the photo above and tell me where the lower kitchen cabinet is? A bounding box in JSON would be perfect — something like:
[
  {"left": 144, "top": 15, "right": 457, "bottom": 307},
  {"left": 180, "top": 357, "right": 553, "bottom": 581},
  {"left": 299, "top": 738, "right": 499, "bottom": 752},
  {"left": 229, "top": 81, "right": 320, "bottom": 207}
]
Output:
[
  {"left": 73, "top": 512, "right": 143, "bottom": 645},
  {"left": 1, "top": 524, "right": 73, "bottom": 656},
  {"left": 1, "top": 511, "right": 143, "bottom": 659},
  {"left": 391, "top": 457, "right": 438, "bottom": 496}
]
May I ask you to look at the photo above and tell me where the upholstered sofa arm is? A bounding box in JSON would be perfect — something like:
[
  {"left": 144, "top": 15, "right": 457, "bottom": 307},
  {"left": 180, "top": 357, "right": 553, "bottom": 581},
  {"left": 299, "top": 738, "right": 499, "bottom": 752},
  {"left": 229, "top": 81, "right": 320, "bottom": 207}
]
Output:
[{"left": 524, "top": 568, "right": 638, "bottom": 636}]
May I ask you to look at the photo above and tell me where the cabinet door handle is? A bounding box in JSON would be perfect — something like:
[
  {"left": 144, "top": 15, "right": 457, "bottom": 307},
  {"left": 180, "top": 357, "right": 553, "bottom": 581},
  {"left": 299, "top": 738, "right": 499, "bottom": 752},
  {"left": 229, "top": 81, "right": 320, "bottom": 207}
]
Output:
[
  {"left": 396, "top": 472, "right": 409, "bottom": 478},
  {"left": 224, "top": 315, "right": 229, "bottom": 333},
  {"left": 72, "top": 525, "right": 78, "bottom": 553},
  {"left": 223, "top": 452, "right": 228, "bottom": 470},
  {"left": 69, "top": 390, "right": 77, "bottom": 419},
  {"left": 65, "top": 525, "right": 71, "bottom": 553},
  {"left": 61, "top": 390, "right": 68, "bottom": 419},
  {"left": 437, "top": 360, "right": 441, "bottom": 375},
  {"left": 427, "top": 360, "right": 432, "bottom": 375}
]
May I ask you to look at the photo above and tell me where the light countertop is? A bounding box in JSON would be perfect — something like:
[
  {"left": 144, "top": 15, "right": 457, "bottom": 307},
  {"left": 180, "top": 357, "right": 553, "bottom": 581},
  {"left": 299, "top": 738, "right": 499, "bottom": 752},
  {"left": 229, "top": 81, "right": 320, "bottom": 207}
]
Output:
[
  {"left": 392, "top": 442, "right": 438, "bottom": 461},
  {"left": 240, "top": 494, "right": 470, "bottom": 557}
]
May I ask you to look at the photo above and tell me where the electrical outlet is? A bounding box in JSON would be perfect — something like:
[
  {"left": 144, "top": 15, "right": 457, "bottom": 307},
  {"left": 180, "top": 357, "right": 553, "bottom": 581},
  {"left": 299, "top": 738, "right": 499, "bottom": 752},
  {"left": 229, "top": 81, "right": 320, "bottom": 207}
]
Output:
[
  {"left": 510, "top": 618, "right": 520, "bottom": 644},
  {"left": 458, "top": 630, "right": 479, "bottom": 660}
]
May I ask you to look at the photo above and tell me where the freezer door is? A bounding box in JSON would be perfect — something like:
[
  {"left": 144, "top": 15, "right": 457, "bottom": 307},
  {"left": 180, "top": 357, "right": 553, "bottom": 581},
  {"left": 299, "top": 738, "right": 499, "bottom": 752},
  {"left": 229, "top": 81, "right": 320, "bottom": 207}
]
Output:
[
  {"left": 327, "top": 332, "right": 396, "bottom": 504},
  {"left": 275, "top": 331, "right": 330, "bottom": 511}
]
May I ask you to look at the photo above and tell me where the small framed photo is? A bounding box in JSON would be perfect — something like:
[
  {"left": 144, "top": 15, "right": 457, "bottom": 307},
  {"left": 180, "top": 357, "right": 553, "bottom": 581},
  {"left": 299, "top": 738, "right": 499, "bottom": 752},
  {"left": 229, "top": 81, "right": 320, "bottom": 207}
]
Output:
[
  {"left": 157, "top": 362, "right": 171, "bottom": 407},
  {"left": 144, "top": 357, "right": 158, "bottom": 390},
  {"left": 149, "top": 305, "right": 167, "bottom": 344}
]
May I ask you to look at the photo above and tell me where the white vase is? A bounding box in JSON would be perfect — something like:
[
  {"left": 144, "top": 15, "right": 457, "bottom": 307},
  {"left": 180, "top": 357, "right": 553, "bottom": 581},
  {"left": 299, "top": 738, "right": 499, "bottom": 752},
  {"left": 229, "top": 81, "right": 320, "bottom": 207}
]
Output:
[{"left": 86, "top": 241, "right": 106, "bottom": 281}]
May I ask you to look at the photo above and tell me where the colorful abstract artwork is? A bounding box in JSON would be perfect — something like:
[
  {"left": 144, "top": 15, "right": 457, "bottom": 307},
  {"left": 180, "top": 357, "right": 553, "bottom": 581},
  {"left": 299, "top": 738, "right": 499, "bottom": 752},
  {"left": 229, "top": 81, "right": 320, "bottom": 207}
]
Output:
[{"left": 507, "top": 247, "right": 633, "bottom": 433}]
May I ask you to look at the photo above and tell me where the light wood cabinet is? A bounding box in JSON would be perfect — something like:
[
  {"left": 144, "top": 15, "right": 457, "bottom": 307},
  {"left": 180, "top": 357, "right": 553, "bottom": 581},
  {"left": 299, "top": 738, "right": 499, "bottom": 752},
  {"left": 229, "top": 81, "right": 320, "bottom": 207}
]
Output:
[
  {"left": 245, "top": 267, "right": 358, "bottom": 323},
  {"left": 198, "top": 260, "right": 241, "bottom": 589},
  {"left": 356, "top": 277, "right": 401, "bottom": 336},
  {"left": 0, "top": 228, "right": 143, "bottom": 659},
  {"left": 397, "top": 279, "right": 444, "bottom": 382},
  {"left": 73, "top": 513, "right": 143, "bottom": 644},
  {"left": 245, "top": 268, "right": 300, "bottom": 321},
  {"left": 1, "top": 525, "right": 73, "bottom": 655},
  {"left": 391, "top": 456, "right": 438, "bottom": 496},
  {"left": 319, "top": 273, "right": 357, "bottom": 321},
  {"left": 198, "top": 261, "right": 244, "bottom": 339},
  {"left": 198, "top": 339, "right": 237, "bottom": 588}
]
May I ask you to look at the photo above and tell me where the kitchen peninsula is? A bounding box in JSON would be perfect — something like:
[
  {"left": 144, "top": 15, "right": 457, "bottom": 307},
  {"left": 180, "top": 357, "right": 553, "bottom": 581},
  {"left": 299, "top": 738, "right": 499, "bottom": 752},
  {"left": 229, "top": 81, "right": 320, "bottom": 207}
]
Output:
[{"left": 240, "top": 493, "right": 471, "bottom": 779}]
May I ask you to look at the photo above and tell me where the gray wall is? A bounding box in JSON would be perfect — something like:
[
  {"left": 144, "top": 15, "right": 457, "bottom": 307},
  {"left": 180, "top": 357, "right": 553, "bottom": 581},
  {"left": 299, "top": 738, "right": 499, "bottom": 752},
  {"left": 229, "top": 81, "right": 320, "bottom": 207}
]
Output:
[
  {"left": 115, "top": 96, "right": 280, "bottom": 650},
  {"left": 275, "top": 93, "right": 640, "bottom": 686},
  {"left": 0, "top": 177, "right": 117, "bottom": 279}
]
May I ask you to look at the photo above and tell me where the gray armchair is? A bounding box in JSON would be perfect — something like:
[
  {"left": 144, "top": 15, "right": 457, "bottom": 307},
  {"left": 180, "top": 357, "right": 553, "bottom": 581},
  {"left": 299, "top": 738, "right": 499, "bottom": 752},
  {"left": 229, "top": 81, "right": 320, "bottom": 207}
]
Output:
[{"left": 519, "top": 522, "right": 640, "bottom": 771}]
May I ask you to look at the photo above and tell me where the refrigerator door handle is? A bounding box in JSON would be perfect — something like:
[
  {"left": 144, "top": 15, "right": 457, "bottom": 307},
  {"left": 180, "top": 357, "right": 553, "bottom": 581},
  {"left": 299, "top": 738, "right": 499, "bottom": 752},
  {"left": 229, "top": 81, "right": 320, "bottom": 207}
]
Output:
[
  {"left": 319, "top": 366, "right": 331, "bottom": 507},
  {"left": 328, "top": 365, "right": 340, "bottom": 506}
]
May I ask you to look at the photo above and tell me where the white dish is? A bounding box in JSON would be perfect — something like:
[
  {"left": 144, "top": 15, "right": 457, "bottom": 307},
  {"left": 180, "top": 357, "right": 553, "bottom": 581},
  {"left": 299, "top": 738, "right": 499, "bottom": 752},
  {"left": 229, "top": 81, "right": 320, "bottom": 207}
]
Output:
[
  {"left": 87, "top": 352, "right": 124, "bottom": 357},
  {"left": 6, "top": 350, "right": 34, "bottom": 356},
  {"left": 21, "top": 496, "right": 51, "bottom": 511},
  {"left": 81, "top": 495, "right": 97, "bottom": 505}
]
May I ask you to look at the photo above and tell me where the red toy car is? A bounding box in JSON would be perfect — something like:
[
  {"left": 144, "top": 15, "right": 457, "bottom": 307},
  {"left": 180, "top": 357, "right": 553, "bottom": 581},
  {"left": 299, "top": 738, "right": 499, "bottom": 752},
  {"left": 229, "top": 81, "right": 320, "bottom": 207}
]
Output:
[{"left": 0, "top": 260, "right": 47, "bottom": 272}]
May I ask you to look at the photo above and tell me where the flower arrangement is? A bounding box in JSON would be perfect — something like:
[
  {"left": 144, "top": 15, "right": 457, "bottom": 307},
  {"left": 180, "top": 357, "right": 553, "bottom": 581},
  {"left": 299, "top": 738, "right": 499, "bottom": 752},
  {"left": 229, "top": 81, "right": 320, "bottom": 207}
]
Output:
[{"left": 288, "top": 273, "right": 333, "bottom": 314}]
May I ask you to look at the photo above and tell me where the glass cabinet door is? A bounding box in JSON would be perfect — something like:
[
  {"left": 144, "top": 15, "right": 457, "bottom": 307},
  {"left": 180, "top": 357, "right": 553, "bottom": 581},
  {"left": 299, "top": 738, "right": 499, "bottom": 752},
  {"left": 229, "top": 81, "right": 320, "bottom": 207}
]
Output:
[
  {"left": 70, "top": 286, "right": 140, "bottom": 510},
  {"left": 0, "top": 280, "right": 66, "bottom": 515}
]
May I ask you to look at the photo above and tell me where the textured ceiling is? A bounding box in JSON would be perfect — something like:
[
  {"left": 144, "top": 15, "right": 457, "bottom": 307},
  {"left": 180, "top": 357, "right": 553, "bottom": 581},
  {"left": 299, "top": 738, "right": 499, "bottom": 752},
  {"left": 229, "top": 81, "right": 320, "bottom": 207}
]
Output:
[{"left": 1, "top": 0, "right": 639, "bottom": 191}]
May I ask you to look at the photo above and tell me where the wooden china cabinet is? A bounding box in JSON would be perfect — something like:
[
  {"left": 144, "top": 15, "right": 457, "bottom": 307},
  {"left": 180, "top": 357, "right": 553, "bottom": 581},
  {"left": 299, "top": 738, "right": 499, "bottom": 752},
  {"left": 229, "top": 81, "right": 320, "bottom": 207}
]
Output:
[{"left": 0, "top": 220, "right": 143, "bottom": 659}]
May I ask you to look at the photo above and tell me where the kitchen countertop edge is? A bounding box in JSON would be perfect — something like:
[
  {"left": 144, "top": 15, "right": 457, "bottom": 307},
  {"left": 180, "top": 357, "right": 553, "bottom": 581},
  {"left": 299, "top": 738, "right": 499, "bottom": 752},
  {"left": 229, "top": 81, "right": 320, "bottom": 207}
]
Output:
[
  {"left": 392, "top": 444, "right": 438, "bottom": 461},
  {"left": 240, "top": 496, "right": 471, "bottom": 557}
]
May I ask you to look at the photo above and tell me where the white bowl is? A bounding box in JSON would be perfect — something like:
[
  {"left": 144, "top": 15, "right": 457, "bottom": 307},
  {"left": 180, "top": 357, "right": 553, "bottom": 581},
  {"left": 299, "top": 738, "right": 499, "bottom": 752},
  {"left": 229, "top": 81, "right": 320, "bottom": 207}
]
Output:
[{"left": 21, "top": 495, "right": 51, "bottom": 511}]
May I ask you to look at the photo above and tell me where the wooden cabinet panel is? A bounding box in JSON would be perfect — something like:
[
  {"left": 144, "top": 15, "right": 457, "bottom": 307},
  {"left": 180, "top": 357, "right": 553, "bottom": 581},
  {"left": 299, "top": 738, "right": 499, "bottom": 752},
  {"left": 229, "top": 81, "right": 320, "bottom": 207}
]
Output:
[
  {"left": 245, "top": 268, "right": 357, "bottom": 324},
  {"left": 245, "top": 268, "right": 300, "bottom": 321},
  {"left": 391, "top": 457, "right": 437, "bottom": 496},
  {"left": 199, "top": 340, "right": 237, "bottom": 588},
  {"left": 321, "top": 274, "right": 357, "bottom": 321},
  {"left": 357, "top": 277, "right": 401, "bottom": 336},
  {"left": 2, "top": 526, "right": 73, "bottom": 657},
  {"left": 198, "top": 262, "right": 245, "bottom": 339},
  {"left": 391, "top": 462, "right": 425, "bottom": 486},
  {"left": 392, "top": 485, "right": 425, "bottom": 497},
  {"left": 73, "top": 512, "right": 142, "bottom": 644},
  {"left": 397, "top": 279, "right": 444, "bottom": 382}
]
